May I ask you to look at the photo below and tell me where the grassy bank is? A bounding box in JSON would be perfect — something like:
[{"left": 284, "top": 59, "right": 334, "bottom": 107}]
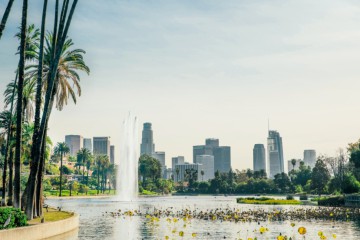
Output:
[
  {"left": 237, "top": 197, "right": 301, "bottom": 205},
  {"left": 44, "top": 189, "right": 116, "bottom": 197},
  {"left": 28, "top": 208, "right": 74, "bottom": 224}
]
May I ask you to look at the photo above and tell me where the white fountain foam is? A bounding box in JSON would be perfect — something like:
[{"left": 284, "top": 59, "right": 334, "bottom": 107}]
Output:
[{"left": 117, "top": 113, "right": 139, "bottom": 201}]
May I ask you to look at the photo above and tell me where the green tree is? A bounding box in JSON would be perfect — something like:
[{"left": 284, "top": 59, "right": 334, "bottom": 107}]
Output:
[
  {"left": 273, "top": 172, "right": 293, "bottom": 193},
  {"left": 291, "top": 159, "right": 297, "bottom": 170},
  {"left": 77, "top": 148, "right": 91, "bottom": 182},
  {"left": 53, "top": 142, "right": 69, "bottom": 197},
  {"left": 311, "top": 158, "right": 330, "bottom": 195}
]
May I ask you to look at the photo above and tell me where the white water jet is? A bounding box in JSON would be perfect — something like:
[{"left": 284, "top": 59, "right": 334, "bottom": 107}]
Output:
[{"left": 117, "top": 113, "right": 139, "bottom": 201}]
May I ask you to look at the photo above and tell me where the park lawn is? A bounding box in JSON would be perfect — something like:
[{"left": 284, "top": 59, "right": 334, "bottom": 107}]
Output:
[
  {"left": 28, "top": 208, "right": 74, "bottom": 224},
  {"left": 44, "top": 189, "right": 116, "bottom": 197},
  {"left": 237, "top": 197, "right": 301, "bottom": 205}
]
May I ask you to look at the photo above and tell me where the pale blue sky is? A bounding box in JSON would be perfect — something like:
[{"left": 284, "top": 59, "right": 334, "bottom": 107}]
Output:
[{"left": 1, "top": 0, "right": 360, "bottom": 170}]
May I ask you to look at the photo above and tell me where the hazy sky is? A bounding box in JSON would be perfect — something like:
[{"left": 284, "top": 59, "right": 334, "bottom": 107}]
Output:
[{"left": 1, "top": 0, "right": 360, "bottom": 170}]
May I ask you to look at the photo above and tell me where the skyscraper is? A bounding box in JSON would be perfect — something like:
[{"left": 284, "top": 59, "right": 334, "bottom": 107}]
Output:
[
  {"left": 83, "top": 138, "right": 92, "bottom": 153},
  {"left": 93, "top": 137, "right": 110, "bottom": 157},
  {"left": 172, "top": 156, "right": 185, "bottom": 171},
  {"left": 110, "top": 145, "right": 115, "bottom": 164},
  {"left": 253, "top": 144, "right": 266, "bottom": 172},
  {"left": 304, "top": 150, "right": 316, "bottom": 169},
  {"left": 193, "top": 138, "right": 231, "bottom": 173},
  {"left": 213, "top": 146, "right": 231, "bottom": 173},
  {"left": 65, "top": 135, "right": 83, "bottom": 156},
  {"left": 195, "top": 155, "right": 215, "bottom": 181},
  {"left": 140, "top": 123, "right": 155, "bottom": 155},
  {"left": 152, "top": 151, "right": 166, "bottom": 178},
  {"left": 267, "top": 130, "right": 284, "bottom": 178}
]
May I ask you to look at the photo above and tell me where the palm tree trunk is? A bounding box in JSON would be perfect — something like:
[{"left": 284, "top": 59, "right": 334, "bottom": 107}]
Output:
[
  {"left": 86, "top": 168, "right": 89, "bottom": 186},
  {"left": 97, "top": 166, "right": 100, "bottom": 194},
  {"left": 82, "top": 159, "right": 85, "bottom": 182},
  {"left": 7, "top": 149, "right": 14, "bottom": 206},
  {"left": 35, "top": 131, "right": 47, "bottom": 217},
  {"left": 0, "top": 0, "right": 15, "bottom": 40},
  {"left": 14, "top": 0, "right": 28, "bottom": 209},
  {"left": 59, "top": 152, "right": 63, "bottom": 197}
]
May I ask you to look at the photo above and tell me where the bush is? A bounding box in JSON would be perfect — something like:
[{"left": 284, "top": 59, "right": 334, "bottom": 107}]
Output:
[
  {"left": 318, "top": 196, "right": 345, "bottom": 207},
  {"left": 286, "top": 195, "right": 294, "bottom": 200},
  {"left": 0, "top": 208, "right": 27, "bottom": 230},
  {"left": 299, "top": 194, "right": 308, "bottom": 201}
]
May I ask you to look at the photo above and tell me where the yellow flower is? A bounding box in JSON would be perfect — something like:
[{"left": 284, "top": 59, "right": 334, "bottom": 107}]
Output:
[
  {"left": 318, "top": 231, "right": 324, "bottom": 236},
  {"left": 248, "top": 238, "right": 253, "bottom": 240},
  {"left": 165, "top": 236, "right": 169, "bottom": 240},
  {"left": 179, "top": 231, "right": 184, "bottom": 237},
  {"left": 172, "top": 229, "right": 176, "bottom": 234},
  {"left": 192, "top": 233, "right": 197, "bottom": 237},
  {"left": 332, "top": 234, "right": 337, "bottom": 239},
  {"left": 277, "top": 235, "right": 285, "bottom": 240},
  {"left": 320, "top": 235, "right": 327, "bottom": 240},
  {"left": 173, "top": 218, "right": 178, "bottom": 223},
  {"left": 259, "top": 227, "right": 266, "bottom": 234},
  {"left": 298, "top": 227, "right": 307, "bottom": 235},
  {"left": 291, "top": 223, "right": 295, "bottom": 227}
]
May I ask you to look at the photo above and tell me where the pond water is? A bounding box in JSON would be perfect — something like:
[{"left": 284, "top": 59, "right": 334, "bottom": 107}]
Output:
[{"left": 45, "top": 196, "right": 360, "bottom": 239}]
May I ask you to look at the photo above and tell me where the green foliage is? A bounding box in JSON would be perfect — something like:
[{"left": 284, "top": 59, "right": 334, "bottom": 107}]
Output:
[
  {"left": 237, "top": 197, "right": 301, "bottom": 205},
  {"left": 0, "top": 208, "right": 27, "bottom": 229},
  {"left": 311, "top": 158, "right": 330, "bottom": 195},
  {"left": 60, "top": 165, "right": 72, "bottom": 174},
  {"left": 318, "top": 196, "right": 345, "bottom": 207},
  {"left": 139, "top": 154, "right": 162, "bottom": 184},
  {"left": 342, "top": 173, "right": 360, "bottom": 194}
]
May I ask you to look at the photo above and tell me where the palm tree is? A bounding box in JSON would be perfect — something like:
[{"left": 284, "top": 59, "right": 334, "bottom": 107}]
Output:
[
  {"left": 175, "top": 167, "right": 180, "bottom": 182},
  {"left": 85, "top": 155, "right": 93, "bottom": 187},
  {"left": 25, "top": 0, "right": 80, "bottom": 220},
  {"left": 291, "top": 159, "right": 297, "bottom": 171},
  {"left": 0, "top": 0, "right": 15, "bottom": 40},
  {"left": 14, "top": 0, "right": 29, "bottom": 208},
  {"left": 102, "top": 158, "right": 110, "bottom": 193},
  {"left": 53, "top": 142, "right": 69, "bottom": 197},
  {"left": 77, "top": 148, "right": 91, "bottom": 182},
  {"left": 201, "top": 170, "right": 205, "bottom": 181}
]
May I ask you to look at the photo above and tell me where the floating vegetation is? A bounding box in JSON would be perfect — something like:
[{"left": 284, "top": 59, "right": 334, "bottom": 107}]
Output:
[{"left": 237, "top": 197, "right": 301, "bottom": 205}]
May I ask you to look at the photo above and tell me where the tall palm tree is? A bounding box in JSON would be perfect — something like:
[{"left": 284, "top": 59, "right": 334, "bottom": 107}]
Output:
[
  {"left": 201, "top": 170, "right": 205, "bottom": 181},
  {"left": 53, "top": 142, "right": 69, "bottom": 197},
  {"left": 25, "top": 0, "right": 80, "bottom": 220},
  {"left": 175, "top": 167, "right": 180, "bottom": 182},
  {"left": 0, "top": 0, "right": 15, "bottom": 40},
  {"left": 14, "top": 0, "right": 29, "bottom": 208},
  {"left": 291, "top": 159, "right": 297, "bottom": 171},
  {"left": 85, "top": 155, "right": 93, "bottom": 187},
  {"left": 77, "top": 148, "right": 91, "bottom": 182}
]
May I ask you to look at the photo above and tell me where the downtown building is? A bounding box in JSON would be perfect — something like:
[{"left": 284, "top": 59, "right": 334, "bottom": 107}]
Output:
[
  {"left": 193, "top": 138, "right": 231, "bottom": 173},
  {"left": 110, "top": 145, "right": 115, "bottom": 164},
  {"left": 174, "top": 162, "right": 202, "bottom": 182},
  {"left": 140, "top": 122, "right": 167, "bottom": 178},
  {"left": 93, "top": 137, "right": 110, "bottom": 157},
  {"left": 195, "top": 155, "right": 215, "bottom": 181},
  {"left": 303, "top": 149, "right": 316, "bottom": 169},
  {"left": 253, "top": 144, "right": 266, "bottom": 172},
  {"left": 65, "top": 135, "right": 83, "bottom": 156},
  {"left": 267, "top": 130, "right": 284, "bottom": 178},
  {"left": 83, "top": 138, "right": 92, "bottom": 153}
]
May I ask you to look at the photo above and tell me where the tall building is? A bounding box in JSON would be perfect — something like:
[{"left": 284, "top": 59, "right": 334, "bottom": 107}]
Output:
[
  {"left": 304, "top": 150, "right": 316, "bottom": 169},
  {"left": 253, "top": 144, "right": 266, "bottom": 172},
  {"left": 267, "top": 130, "right": 284, "bottom": 178},
  {"left": 193, "top": 138, "right": 231, "bottom": 173},
  {"left": 83, "top": 138, "right": 92, "bottom": 153},
  {"left": 195, "top": 155, "right": 215, "bottom": 181},
  {"left": 287, "top": 159, "right": 301, "bottom": 173},
  {"left": 193, "top": 145, "right": 213, "bottom": 162},
  {"left": 93, "top": 137, "right": 110, "bottom": 157},
  {"left": 213, "top": 146, "right": 231, "bottom": 173},
  {"left": 140, "top": 123, "right": 155, "bottom": 155},
  {"left": 174, "top": 163, "right": 202, "bottom": 182},
  {"left": 152, "top": 151, "right": 166, "bottom": 178},
  {"left": 172, "top": 156, "right": 185, "bottom": 171},
  {"left": 110, "top": 145, "right": 115, "bottom": 164},
  {"left": 65, "top": 135, "right": 83, "bottom": 156}
]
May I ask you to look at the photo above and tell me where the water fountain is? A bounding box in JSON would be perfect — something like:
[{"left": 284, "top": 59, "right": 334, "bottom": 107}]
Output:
[{"left": 116, "top": 113, "right": 139, "bottom": 201}]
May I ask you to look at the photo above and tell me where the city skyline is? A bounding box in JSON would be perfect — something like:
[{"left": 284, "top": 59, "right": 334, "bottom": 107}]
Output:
[{"left": 1, "top": 0, "right": 360, "bottom": 171}]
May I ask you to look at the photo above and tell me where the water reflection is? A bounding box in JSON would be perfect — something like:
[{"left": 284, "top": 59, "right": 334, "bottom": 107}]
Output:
[{"left": 45, "top": 196, "right": 360, "bottom": 239}]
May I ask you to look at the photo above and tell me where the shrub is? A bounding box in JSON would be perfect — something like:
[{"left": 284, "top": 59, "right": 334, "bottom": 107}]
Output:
[
  {"left": 318, "top": 196, "right": 345, "bottom": 207},
  {"left": 299, "top": 194, "right": 308, "bottom": 201},
  {"left": 0, "top": 208, "right": 27, "bottom": 230},
  {"left": 286, "top": 195, "right": 294, "bottom": 200}
]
